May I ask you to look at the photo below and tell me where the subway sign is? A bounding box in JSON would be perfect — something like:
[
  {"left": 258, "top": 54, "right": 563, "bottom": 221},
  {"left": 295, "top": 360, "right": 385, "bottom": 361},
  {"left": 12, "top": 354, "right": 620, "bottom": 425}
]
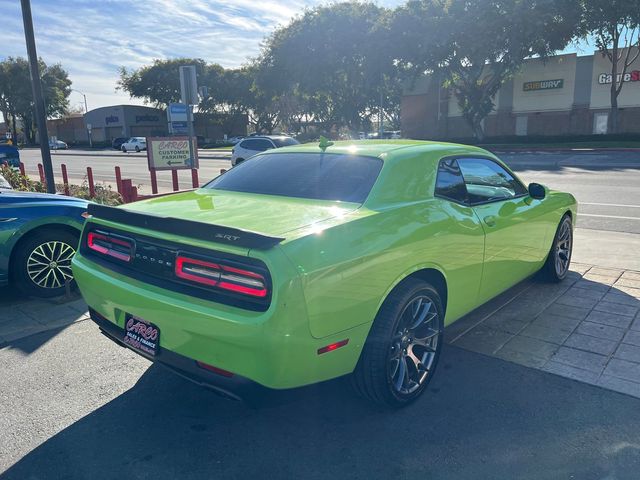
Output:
[
  {"left": 523, "top": 79, "right": 564, "bottom": 91},
  {"left": 598, "top": 71, "right": 640, "bottom": 84}
]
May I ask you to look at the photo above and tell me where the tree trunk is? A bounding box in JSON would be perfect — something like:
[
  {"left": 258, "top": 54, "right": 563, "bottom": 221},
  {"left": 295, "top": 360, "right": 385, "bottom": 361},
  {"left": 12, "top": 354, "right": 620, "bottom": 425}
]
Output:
[
  {"left": 469, "top": 115, "right": 485, "bottom": 142},
  {"left": 609, "top": 55, "right": 620, "bottom": 134},
  {"left": 610, "top": 93, "right": 619, "bottom": 134},
  {"left": 608, "top": 30, "right": 620, "bottom": 134}
]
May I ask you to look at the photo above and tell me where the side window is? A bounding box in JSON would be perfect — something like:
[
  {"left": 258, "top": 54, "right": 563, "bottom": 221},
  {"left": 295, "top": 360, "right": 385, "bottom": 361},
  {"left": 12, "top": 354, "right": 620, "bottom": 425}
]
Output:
[
  {"left": 240, "top": 139, "right": 257, "bottom": 150},
  {"left": 255, "top": 139, "right": 274, "bottom": 151},
  {"left": 457, "top": 158, "right": 528, "bottom": 204},
  {"left": 435, "top": 158, "right": 467, "bottom": 204}
]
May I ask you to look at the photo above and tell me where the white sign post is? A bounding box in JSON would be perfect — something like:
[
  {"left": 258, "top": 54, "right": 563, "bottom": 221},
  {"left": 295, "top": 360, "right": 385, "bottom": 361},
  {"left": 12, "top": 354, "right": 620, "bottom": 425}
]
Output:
[
  {"left": 86, "top": 122, "right": 92, "bottom": 147},
  {"left": 179, "top": 66, "right": 198, "bottom": 168}
]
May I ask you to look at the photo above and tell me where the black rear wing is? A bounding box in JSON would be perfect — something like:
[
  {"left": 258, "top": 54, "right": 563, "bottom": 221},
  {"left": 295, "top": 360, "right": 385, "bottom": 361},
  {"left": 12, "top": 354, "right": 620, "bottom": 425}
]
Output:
[{"left": 87, "top": 203, "right": 285, "bottom": 250}]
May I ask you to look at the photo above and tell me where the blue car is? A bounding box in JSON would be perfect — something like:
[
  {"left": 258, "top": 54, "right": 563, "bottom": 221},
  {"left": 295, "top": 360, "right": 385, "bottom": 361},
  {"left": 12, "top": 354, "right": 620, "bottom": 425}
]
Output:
[
  {"left": 0, "top": 175, "right": 88, "bottom": 297},
  {"left": 0, "top": 144, "right": 20, "bottom": 168}
]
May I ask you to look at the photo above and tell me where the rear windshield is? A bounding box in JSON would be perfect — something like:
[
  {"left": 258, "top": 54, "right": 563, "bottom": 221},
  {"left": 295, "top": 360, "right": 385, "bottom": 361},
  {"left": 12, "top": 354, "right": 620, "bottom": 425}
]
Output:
[{"left": 206, "top": 152, "right": 382, "bottom": 203}]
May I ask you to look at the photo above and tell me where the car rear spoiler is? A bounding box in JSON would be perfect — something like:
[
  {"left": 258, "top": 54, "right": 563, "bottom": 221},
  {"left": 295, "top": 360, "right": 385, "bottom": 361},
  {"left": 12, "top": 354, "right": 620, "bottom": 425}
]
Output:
[{"left": 87, "top": 203, "right": 285, "bottom": 250}]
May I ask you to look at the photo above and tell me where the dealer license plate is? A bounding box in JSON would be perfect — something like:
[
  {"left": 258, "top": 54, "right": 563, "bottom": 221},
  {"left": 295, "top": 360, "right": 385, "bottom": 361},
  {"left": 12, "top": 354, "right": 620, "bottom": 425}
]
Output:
[{"left": 123, "top": 315, "right": 160, "bottom": 356}]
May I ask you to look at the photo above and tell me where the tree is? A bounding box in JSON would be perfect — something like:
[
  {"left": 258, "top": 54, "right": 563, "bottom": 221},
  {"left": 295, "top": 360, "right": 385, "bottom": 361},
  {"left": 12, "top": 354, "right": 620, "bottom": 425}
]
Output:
[
  {"left": 0, "top": 57, "right": 71, "bottom": 144},
  {"left": 583, "top": 0, "right": 640, "bottom": 133},
  {"left": 117, "top": 58, "right": 207, "bottom": 107},
  {"left": 259, "top": 2, "right": 395, "bottom": 132},
  {"left": 390, "top": 0, "right": 581, "bottom": 140}
]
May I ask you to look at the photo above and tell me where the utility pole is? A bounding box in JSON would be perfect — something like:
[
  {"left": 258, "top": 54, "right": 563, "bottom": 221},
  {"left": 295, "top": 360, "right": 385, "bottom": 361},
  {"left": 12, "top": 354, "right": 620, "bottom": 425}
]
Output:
[
  {"left": 72, "top": 89, "right": 91, "bottom": 147},
  {"left": 20, "top": 0, "right": 55, "bottom": 193},
  {"left": 179, "top": 66, "right": 198, "bottom": 168}
]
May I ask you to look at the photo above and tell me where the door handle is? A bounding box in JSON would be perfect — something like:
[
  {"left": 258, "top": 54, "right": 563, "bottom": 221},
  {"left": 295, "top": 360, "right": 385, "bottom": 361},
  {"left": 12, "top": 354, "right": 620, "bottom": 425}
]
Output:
[{"left": 483, "top": 215, "right": 496, "bottom": 227}]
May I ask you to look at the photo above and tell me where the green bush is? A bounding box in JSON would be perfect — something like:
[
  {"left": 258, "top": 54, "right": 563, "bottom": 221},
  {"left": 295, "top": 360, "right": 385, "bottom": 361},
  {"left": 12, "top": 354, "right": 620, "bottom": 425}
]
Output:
[{"left": 0, "top": 164, "right": 47, "bottom": 192}]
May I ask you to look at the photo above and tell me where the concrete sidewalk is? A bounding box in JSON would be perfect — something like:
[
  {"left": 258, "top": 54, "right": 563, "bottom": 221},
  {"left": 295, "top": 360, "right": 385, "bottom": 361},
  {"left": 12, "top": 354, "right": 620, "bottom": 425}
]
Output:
[
  {"left": 573, "top": 228, "right": 640, "bottom": 271},
  {"left": 446, "top": 263, "right": 640, "bottom": 399}
]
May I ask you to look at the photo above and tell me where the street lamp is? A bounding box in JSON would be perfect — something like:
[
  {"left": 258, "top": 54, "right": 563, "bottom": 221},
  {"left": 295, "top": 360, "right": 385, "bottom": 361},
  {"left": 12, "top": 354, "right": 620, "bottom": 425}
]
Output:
[
  {"left": 72, "top": 89, "right": 91, "bottom": 147},
  {"left": 71, "top": 88, "right": 88, "bottom": 113}
]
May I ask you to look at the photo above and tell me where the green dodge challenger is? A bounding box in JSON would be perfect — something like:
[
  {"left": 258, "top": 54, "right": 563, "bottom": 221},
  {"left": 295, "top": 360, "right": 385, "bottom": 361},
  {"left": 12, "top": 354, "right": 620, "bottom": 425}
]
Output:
[{"left": 72, "top": 140, "right": 577, "bottom": 407}]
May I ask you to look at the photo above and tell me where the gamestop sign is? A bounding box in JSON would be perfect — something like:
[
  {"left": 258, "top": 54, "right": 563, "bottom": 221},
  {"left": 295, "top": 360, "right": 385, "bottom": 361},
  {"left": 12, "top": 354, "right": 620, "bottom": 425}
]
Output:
[
  {"left": 147, "top": 137, "right": 199, "bottom": 171},
  {"left": 598, "top": 71, "right": 640, "bottom": 85}
]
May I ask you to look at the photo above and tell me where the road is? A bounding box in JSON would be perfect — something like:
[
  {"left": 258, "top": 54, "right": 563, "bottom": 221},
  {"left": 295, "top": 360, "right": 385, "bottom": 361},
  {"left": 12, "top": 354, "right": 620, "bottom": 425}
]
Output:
[
  {"left": 16, "top": 148, "right": 640, "bottom": 234},
  {"left": 1, "top": 320, "right": 639, "bottom": 479},
  {"left": 18, "top": 148, "right": 231, "bottom": 194},
  {"left": 501, "top": 151, "right": 640, "bottom": 235}
]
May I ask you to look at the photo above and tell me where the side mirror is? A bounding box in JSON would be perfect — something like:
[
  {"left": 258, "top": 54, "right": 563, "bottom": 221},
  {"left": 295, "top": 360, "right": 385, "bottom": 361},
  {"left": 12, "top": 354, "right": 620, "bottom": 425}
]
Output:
[{"left": 528, "top": 182, "right": 546, "bottom": 200}]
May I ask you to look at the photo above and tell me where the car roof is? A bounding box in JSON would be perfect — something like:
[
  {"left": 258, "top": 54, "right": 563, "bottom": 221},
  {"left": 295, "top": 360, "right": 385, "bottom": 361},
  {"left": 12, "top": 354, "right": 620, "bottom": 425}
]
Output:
[
  {"left": 243, "top": 135, "right": 291, "bottom": 141},
  {"left": 271, "top": 139, "right": 491, "bottom": 161}
]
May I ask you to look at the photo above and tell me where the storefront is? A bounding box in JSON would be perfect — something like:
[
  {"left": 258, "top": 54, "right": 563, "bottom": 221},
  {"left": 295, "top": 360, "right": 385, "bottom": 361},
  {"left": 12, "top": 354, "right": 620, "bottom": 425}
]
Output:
[
  {"left": 401, "top": 50, "right": 640, "bottom": 139},
  {"left": 83, "top": 105, "right": 167, "bottom": 144}
]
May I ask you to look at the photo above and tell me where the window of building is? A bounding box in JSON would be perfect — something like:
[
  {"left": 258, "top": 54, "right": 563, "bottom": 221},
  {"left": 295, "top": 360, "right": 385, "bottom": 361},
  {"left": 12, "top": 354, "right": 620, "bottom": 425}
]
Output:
[
  {"left": 515, "top": 116, "right": 528, "bottom": 136},
  {"left": 593, "top": 113, "right": 608, "bottom": 135}
]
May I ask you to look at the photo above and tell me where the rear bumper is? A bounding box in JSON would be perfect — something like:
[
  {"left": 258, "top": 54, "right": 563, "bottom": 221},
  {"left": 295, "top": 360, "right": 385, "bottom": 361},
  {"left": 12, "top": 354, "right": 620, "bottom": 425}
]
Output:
[
  {"left": 90, "top": 308, "right": 261, "bottom": 400},
  {"left": 73, "top": 252, "right": 368, "bottom": 389}
]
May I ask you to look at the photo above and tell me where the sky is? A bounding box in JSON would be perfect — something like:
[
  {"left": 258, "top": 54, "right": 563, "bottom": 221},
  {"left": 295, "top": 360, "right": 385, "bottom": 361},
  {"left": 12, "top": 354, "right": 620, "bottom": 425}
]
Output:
[
  {"left": 1, "top": 0, "right": 595, "bottom": 116},
  {"left": 0, "top": 0, "right": 403, "bottom": 114}
]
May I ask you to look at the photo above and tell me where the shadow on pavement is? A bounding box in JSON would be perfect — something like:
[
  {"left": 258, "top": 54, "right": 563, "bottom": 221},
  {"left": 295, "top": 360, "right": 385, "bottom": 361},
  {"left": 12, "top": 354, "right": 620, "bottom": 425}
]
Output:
[
  {"left": 3, "top": 345, "right": 640, "bottom": 480},
  {"left": 0, "top": 285, "right": 86, "bottom": 354}
]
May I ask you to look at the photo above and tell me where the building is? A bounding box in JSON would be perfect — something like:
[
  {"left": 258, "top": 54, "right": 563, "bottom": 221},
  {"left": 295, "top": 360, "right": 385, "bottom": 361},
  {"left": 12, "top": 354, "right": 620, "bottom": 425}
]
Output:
[
  {"left": 401, "top": 50, "right": 640, "bottom": 139},
  {"left": 83, "top": 105, "right": 167, "bottom": 143},
  {"left": 47, "top": 114, "right": 87, "bottom": 144}
]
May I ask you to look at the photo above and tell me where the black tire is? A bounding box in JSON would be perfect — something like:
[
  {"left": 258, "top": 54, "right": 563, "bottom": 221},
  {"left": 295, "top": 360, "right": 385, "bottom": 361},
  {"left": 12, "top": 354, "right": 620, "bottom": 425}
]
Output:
[
  {"left": 135, "top": 146, "right": 140, "bottom": 152},
  {"left": 541, "top": 214, "right": 573, "bottom": 282},
  {"left": 351, "top": 278, "right": 444, "bottom": 408},
  {"left": 235, "top": 158, "right": 244, "bottom": 166},
  {"left": 11, "top": 228, "right": 79, "bottom": 298},
  {"left": 122, "top": 146, "right": 127, "bottom": 153}
]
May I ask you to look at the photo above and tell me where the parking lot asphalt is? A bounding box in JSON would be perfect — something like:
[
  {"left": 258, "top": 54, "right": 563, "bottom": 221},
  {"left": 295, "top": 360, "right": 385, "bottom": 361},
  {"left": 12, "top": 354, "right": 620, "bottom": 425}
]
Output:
[
  {"left": 1, "top": 318, "right": 639, "bottom": 480},
  {"left": 2, "top": 259, "right": 640, "bottom": 478}
]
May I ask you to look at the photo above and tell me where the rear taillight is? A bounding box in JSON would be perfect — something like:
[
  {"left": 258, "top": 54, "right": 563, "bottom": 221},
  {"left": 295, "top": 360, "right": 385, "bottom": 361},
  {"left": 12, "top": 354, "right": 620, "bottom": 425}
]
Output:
[
  {"left": 175, "top": 255, "right": 268, "bottom": 297},
  {"left": 87, "top": 231, "right": 133, "bottom": 262}
]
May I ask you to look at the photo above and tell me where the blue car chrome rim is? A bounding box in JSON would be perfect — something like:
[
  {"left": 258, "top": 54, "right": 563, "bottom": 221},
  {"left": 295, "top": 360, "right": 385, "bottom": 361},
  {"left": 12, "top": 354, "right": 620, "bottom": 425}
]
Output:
[
  {"left": 27, "top": 241, "right": 76, "bottom": 289},
  {"left": 388, "top": 295, "right": 440, "bottom": 395}
]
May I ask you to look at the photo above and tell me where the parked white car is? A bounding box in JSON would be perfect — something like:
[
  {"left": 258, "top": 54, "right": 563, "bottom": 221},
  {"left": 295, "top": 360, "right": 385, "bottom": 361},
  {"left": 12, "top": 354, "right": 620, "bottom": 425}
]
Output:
[
  {"left": 49, "top": 139, "right": 68, "bottom": 150},
  {"left": 230, "top": 135, "right": 299, "bottom": 166},
  {"left": 121, "top": 137, "right": 147, "bottom": 153},
  {"left": 227, "top": 135, "right": 245, "bottom": 145}
]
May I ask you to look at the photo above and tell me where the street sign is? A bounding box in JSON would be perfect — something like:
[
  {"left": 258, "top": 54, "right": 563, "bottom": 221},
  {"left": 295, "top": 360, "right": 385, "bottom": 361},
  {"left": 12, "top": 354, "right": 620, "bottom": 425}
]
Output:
[
  {"left": 169, "top": 121, "right": 189, "bottom": 135},
  {"left": 179, "top": 66, "right": 198, "bottom": 106},
  {"left": 147, "top": 137, "right": 199, "bottom": 171},
  {"left": 168, "top": 103, "right": 188, "bottom": 122}
]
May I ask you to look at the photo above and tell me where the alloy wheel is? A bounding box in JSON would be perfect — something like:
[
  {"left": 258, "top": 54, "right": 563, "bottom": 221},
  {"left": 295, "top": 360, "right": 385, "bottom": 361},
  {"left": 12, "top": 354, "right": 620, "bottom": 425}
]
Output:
[
  {"left": 388, "top": 295, "right": 441, "bottom": 395},
  {"left": 26, "top": 241, "right": 76, "bottom": 289},
  {"left": 555, "top": 220, "right": 572, "bottom": 277}
]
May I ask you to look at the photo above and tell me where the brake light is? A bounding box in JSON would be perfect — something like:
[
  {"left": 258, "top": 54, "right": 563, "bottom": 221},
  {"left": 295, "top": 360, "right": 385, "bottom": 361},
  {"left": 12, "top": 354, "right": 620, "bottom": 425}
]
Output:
[
  {"left": 87, "top": 231, "right": 133, "bottom": 262},
  {"left": 175, "top": 255, "right": 268, "bottom": 297}
]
